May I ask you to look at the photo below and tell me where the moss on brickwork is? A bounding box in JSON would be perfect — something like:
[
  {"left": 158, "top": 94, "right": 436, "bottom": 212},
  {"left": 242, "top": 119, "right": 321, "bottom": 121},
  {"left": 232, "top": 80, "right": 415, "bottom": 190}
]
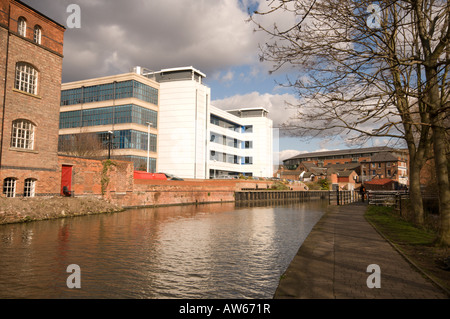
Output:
[
  {"left": 101, "top": 159, "right": 117, "bottom": 195},
  {"left": 0, "top": 196, "right": 123, "bottom": 225}
]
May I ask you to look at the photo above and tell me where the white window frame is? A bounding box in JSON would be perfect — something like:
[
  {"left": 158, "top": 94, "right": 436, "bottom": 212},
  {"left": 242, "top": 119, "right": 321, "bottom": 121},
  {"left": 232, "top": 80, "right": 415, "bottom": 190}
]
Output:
[
  {"left": 18, "top": 17, "right": 27, "bottom": 36},
  {"left": 11, "top": 119, "right": 35, "bottom": 150},
  {"left": 33, "top": 26, "right": 41, "bottom": 44},
  {"left": 15, "top": 63, "right": 38, "bottom": 95},
  {"left": 24, "top": 178, "right": 36, "bottom": 197},
  {"left": 3, "top": 178, "right": 16, "bottom": 198}
]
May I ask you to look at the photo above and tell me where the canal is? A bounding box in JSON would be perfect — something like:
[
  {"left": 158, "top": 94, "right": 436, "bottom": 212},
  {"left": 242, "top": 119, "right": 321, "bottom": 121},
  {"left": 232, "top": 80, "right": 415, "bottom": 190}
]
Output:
[{"left": 0, "top": 200, "right": 328, "bottom": 299}]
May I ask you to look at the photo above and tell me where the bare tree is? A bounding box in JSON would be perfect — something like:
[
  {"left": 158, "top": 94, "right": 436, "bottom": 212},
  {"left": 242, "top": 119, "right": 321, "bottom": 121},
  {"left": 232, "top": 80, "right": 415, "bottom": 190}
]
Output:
[
  {"left": 58, "top": 132, "right": 106, "bottom": 158},
  {"left": 251, "top": 0, "right": 449, "bottom": 244}
]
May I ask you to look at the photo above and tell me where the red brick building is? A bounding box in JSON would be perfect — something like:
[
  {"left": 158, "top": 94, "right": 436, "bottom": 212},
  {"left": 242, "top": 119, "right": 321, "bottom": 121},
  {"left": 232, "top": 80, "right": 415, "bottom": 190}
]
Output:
[
  {"left": 360, "top": 152, "right": 408, "bottom": 185},
  {"left": 0, "top": 0, "right": 65, "bottom": 197},
  {"left": 364, "top": 178, "right": 397, "bottom": 191},
  {"left": 282, "top": 147, "right": 409, "bottom": 188}
]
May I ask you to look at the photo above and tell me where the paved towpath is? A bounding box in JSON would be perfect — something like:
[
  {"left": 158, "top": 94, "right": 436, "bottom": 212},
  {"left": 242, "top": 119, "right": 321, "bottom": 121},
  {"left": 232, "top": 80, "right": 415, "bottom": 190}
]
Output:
[{"left": 274, "top": 202, "right": 449, "bottom": 299}]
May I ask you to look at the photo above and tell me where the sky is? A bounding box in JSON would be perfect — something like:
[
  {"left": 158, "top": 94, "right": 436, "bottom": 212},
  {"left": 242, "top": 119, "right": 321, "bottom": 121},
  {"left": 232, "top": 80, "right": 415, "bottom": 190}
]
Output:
[{"left": 21, "top": 0, "right": 397, "bottom": 163}]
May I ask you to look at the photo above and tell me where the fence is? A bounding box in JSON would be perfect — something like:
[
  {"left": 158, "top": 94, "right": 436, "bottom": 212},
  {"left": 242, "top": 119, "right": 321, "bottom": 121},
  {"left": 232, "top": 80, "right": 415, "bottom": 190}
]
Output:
[
  {"left": 329, "top": 190, "right": 361, "bottom": 205},
  {"left": 367, "top": 190, "right": 409, "bottom": 209},
  {"left": 235, "top": 190, "right": 328, "bottom": 201},
  {"left": 235, "top": 190, "right": 360, "bottom": 205}
]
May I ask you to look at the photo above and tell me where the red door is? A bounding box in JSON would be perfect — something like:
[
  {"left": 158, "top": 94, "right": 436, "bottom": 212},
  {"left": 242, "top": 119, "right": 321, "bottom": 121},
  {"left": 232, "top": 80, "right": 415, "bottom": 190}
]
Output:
[{"left": 61, "top": 165, "right": 73, "bottom": 195}]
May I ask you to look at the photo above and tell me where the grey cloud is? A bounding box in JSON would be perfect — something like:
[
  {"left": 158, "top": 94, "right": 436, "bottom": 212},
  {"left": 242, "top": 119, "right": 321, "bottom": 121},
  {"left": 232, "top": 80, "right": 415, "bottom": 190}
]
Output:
[{"left": 22, "top": 0, "right": 260, "bottom": 83}]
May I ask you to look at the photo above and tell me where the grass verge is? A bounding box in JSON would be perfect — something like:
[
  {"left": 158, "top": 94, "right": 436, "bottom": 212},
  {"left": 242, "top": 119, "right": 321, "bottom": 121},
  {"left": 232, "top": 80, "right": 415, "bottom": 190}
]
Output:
[{"left": 365, "top": 205, "right": 450, "bottom": 296}]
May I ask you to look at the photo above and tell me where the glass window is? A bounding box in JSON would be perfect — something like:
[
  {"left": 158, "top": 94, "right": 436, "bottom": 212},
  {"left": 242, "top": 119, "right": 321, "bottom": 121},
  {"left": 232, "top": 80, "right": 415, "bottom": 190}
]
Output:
[
  {"left": 60, "top": 81, "right": 158, "bottom": 106},
  {"left": 24, "top": 178, "right": 36, "bottom": 197},
  {"left": 3, "top": 178, "right": 16, "bottom": 198},
  {"left": 244, "top": 126, "right": 253, "bottom": 133},
  {"left": 18, "top": 17, "right": 26, "bottom": 36},
  {"left": 11, "top": 119, "right": 35, "bottom": 150},
  {"left": 210, "top": 150, "right": 218, "bottom": 161},
  {"left": 59, "top": 105, "right": 157, "bottom": 129},
  {"left": 59, "top": 110, "right": 81, "bottom": 129},
  {"left": 98, "top": 130, "right": 156, "bottom": 152},
  {"left": 33, "top": 26, "right": 41, "bottom": 44},
  {"left": 15, "top": 63, "right": 38, "bottom": 95},
  {"left": 210, "top": 115, "right": 241, "bottom": 132}
]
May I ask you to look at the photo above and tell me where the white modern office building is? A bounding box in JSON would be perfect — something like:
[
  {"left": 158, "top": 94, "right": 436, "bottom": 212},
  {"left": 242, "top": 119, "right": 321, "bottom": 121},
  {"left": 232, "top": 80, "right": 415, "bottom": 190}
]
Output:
[
  {"left": 58, "top": 71, "right": 160, "bottom": 171},
  {"left": 59, "top": 66, "right": 274, "bottom": 179},
  {"left": 141, "top": 66, "right": 274, "bottom": 179},
  {"left": 208, "top": 106, "right": 273, "bottom": 179}
]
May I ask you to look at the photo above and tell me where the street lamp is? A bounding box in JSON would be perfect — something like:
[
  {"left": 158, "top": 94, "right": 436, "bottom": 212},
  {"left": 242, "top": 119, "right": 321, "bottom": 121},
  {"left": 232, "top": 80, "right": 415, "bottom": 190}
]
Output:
[
  {"left": 107, "top": 131, "right": 113, "bottom": 159},
  {"left": 146, "top": 122, "right": 152, "bottom": 172}
]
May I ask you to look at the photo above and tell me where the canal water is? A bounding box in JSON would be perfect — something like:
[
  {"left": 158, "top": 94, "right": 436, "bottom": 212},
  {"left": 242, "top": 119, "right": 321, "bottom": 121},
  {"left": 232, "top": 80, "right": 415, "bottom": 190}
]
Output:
[{"left": 0, "top": 200, "right": 327, "bottom": 299}]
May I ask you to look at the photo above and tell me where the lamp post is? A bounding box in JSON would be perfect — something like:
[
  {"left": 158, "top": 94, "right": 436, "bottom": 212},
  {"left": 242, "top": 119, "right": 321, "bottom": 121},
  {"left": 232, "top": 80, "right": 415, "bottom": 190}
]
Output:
[
  {"left": 146, "top": 122, "right": 152, "bottom": 172},
  {"left": 107, "top": 131, "right": 113, "bottom": 159}
]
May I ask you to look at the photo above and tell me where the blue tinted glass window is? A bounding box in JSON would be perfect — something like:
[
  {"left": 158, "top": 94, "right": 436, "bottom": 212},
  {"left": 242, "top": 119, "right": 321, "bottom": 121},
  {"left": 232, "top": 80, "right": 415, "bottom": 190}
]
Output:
[
  {"left": 59, "top": 104, "right": 157, "bottom": 129},
  {"left": 61, "top": 80, "right": 158, "bottom": 106}
]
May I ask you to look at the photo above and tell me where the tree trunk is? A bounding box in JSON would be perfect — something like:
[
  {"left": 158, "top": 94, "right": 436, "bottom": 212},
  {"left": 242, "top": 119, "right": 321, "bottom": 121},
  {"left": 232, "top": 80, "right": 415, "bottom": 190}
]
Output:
[
  {"left": 431, "top": 122, "right": 450, "bottom": 245},
  {"left": 408, "top": 155, "right": 424, "bottom": 224}
]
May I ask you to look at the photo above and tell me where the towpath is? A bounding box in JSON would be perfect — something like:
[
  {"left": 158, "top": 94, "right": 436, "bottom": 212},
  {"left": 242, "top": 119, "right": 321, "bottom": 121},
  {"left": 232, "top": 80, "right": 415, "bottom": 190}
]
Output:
[{"left": 274, "top": 202, "right": 449, "bottom": 299}]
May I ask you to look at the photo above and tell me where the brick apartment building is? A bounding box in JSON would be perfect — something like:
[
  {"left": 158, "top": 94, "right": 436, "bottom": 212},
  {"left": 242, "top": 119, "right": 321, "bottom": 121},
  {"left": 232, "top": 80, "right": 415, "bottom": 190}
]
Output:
[
  {"left": 0, "top": 0, "right": 65, "bottom": 197},
  {"left": 279, "top": 146, "right": 410, "bottom": 188}
]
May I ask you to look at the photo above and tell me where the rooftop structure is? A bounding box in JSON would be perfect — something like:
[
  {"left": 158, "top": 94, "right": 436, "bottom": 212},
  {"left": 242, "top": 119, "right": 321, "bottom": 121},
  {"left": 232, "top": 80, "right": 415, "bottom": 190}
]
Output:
[{"left": 284, "top": 146, "right": 408, "bottom": 167}]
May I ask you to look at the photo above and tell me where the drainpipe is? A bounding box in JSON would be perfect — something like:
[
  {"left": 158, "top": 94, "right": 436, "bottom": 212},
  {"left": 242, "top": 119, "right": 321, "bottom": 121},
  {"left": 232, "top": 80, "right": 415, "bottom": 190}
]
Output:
[{"left": 0, "top": 3, "right": 11, "bottom": 170}]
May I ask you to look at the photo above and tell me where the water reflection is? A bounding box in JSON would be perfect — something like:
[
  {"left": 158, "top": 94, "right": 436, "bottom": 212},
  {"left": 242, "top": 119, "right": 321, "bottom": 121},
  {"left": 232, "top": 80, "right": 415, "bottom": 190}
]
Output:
[{"left": 0, "top": 200, "right": 327, "bottom": 299}]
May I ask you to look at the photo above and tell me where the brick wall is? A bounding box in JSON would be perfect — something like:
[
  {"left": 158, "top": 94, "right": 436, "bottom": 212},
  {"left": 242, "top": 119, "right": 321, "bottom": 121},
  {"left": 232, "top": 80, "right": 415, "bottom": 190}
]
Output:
[
  {"left": 2, "top": 34, "right": 63, "bottom": 169},
  {"left": 0, "top": 166, "right": 60, "bottom": 196},
  {"left": 361, "top": 161, "right": 398, "bottom": 180},
  {"left": 0, "top": 27, "right": 7, "bottom": 143},
  {"left": 8, "top": 0, "right": 64, "bottom": 55},
  {"left": 56, "top": 155, "right": 276, "bottom": 208},
  {"left": 0, "top": 0, "right": 65, "bottom": 196}
]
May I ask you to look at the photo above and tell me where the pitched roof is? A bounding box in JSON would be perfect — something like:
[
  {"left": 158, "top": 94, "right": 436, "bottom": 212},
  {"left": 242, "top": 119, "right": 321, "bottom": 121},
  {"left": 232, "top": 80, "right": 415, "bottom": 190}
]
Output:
[
  {"left": 336, "top": 170, "right": 356, "bottom": 177},
  {"left": 326, "top": 162, "right": 361, "bottom": 170},
  {"left": 369, "top": 152, "right": 399, "bottom": 162},
  {"left": 365, "top": 178, "right": 394, "bottom": 185},
  {"left": 285, "top": 146, "right": 396, "bottom": 161}
]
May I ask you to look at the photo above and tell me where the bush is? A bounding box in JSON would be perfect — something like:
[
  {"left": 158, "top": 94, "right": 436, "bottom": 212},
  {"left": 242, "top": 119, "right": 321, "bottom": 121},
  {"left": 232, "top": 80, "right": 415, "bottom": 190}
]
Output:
[
  {"left": 317, "top": 179, "right": 330, "bottom": 190},
  {"left": 271, "top": 181, "right": 289, "bottom": 190}
]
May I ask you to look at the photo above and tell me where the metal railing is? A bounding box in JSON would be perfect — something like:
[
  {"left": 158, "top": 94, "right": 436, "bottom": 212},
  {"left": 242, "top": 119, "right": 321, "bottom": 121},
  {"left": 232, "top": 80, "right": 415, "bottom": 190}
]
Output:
[
  {"left": 367, "top": 190, "right": 409, "bottom": 208},
  {"left": 329, "top": 190, "right": 361, "bottom": 205},
  {"left": 235, "top": 189, "right": 361, "bottom": 206}
]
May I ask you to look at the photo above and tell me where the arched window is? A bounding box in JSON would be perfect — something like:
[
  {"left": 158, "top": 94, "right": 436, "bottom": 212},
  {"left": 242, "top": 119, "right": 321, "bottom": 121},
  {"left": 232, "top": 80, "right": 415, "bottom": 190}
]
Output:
[
  {"left": 15, "top": 62, "right": 38, "bottom": 95},
  {"left": 24, "top": 178, "right": 36, "bottom": 197},
  {"left": 33, "top": 25, "right": 42, "bottom": 44},
  {"left": 11, "top": 119, "right": 35, "bottom": 150},
  {"left": 3, "top": 178, "right": 17, "bottom": 198},
  {"left": 18, "top": 17, "right": 27, "bottom": 36}
]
